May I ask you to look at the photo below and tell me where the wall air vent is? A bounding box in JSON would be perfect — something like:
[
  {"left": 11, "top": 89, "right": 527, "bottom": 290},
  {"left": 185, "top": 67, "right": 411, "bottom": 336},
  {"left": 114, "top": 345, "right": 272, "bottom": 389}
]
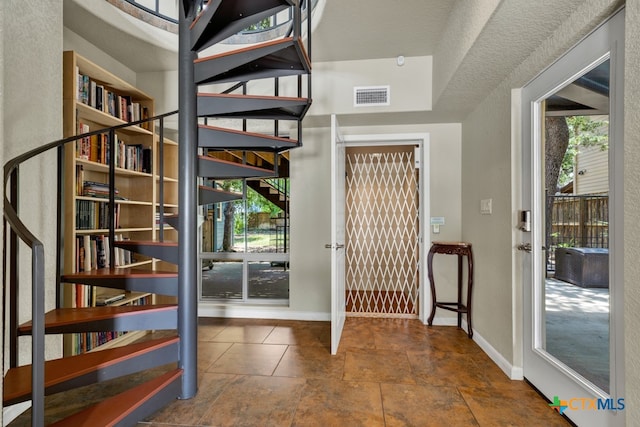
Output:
[{"left": 354, "top": 86, "right": 390, "bottom": 107}]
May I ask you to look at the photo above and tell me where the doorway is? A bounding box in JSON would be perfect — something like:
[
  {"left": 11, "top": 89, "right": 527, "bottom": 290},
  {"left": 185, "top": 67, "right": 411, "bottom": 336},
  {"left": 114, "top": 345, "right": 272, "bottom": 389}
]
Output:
[
  {"left": 345, "top": 145, "right": 420, "bottom": 317},
  {"left": 521, "top": 9, "right": 624, "bottom": 426}
]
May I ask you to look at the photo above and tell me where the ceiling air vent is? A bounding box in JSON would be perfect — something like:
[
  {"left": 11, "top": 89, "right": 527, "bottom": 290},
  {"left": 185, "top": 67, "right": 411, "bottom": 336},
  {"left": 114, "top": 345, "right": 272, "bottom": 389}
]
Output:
[{"left": 354, "top": 86, "right": 390, "bottom": 107}]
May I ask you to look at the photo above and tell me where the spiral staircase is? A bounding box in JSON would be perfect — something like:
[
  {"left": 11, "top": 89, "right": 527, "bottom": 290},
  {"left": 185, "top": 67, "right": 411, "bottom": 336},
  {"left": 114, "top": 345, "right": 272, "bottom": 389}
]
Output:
[{"left": 2, "top": 0, "right": 311, "bottom": 425}]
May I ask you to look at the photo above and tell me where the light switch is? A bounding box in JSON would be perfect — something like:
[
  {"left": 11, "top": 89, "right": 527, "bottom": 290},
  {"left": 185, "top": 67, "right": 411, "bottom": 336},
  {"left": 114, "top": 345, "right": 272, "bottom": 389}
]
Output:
[{"left": 480, "top": 199, "right": 492, "bottom": 215}]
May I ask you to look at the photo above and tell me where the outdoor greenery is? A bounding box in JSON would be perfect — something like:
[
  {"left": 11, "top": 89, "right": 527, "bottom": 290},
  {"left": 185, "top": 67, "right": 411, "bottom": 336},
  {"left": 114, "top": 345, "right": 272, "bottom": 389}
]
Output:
[
  {"left": 558, "top": 116, "right": 609, "bottom": 188},
  {"left": 245, "top": 17, "right": 272, "bottom": 32}
]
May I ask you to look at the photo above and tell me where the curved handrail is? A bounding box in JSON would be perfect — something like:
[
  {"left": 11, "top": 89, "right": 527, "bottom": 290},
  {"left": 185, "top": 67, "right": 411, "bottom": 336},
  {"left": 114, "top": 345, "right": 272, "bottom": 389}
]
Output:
[{"left": 2, "top": 109, "right": 177, "bottom": 425}]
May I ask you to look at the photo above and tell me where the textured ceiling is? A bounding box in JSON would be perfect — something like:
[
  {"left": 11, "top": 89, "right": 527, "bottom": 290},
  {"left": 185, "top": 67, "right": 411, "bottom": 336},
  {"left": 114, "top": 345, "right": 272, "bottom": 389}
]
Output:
[{"left": 64, "top": 0, "right": 595, "bottom": 123}]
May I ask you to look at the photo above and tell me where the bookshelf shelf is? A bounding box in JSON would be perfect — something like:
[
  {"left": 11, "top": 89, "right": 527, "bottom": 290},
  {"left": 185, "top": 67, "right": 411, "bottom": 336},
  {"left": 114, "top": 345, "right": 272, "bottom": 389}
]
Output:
[
  {"left": 62, "top": 50, "right": 176, "bottom": 356},
  {"left": 76, "top": 159, "right": 153, "bottom": 177},
  {"left": 76, "top": 196, "right": 153, "bottom": 206},
  {"left": 75, "top": 102, "right": 152, "bottom": 135},
  {"left": 74, "top": 227, "right": 154, "bottom": 234}
]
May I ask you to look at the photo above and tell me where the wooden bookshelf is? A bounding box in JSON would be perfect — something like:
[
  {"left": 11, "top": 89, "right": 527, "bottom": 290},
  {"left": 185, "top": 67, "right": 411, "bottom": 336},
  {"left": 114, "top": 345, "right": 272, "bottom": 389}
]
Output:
[{"left": 62, "top": 50, "right": 173, "bottom": 355}]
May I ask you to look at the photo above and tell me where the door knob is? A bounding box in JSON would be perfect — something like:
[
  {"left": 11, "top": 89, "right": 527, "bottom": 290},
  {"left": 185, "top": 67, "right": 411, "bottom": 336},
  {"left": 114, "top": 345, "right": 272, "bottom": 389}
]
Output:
[
  {"left": 324, "top": 243, "right": 345, "bottom": 249},
  {"left": 517, "top": 243, "right": 532, "bottom": 252}
]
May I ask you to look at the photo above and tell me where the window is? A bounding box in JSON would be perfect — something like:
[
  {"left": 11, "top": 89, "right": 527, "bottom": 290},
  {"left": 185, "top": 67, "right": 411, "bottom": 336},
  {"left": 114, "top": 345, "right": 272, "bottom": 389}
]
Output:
[{"left": 200, "top": 178, "right": 290, "bottom": 303}]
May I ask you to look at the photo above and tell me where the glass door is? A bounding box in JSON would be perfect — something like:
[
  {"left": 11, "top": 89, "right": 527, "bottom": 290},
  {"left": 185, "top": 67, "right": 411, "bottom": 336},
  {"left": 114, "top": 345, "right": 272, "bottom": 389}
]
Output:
[{"left": 521, "top": 9, "right": 625, "bottom": 427}]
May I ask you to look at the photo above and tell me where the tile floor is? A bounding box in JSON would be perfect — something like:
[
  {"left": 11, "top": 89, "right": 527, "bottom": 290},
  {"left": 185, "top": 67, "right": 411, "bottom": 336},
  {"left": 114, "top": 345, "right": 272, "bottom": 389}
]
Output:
[{"left": 138, "top": 317, "right": 571, "bottom": 427}]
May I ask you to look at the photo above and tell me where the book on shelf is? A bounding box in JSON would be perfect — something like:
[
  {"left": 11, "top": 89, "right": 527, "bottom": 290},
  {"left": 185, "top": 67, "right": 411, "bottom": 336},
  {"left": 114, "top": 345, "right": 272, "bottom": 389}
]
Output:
[
  {"left": 76, "top": 69, "right": 148, "bottom": 126},
  {"left": 76, "top": 233, "right": 134, "bottom": 271},
  {"left": 75, "top": 199, "right": 121, "bottom": 230},
  {"left": 75, "top": 128, "right": 151, "bottom": 174},
  {"left": 95, "top": 289, "right": 126, "bottom": 306}
]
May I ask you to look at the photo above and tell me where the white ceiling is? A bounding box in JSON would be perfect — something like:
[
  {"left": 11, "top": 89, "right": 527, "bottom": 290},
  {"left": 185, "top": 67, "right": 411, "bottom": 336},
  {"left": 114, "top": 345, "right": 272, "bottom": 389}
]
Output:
[{"left": 64, "top": 0, "right": 592, "bottom": 123}]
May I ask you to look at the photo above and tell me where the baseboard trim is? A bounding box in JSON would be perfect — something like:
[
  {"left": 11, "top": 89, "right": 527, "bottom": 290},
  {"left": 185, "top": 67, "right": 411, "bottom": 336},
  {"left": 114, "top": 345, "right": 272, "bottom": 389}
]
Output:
[
  {"left": 468, "top": 323, "right": 524, "bottom": 380},
  {"left": 198, "top": 304, "right": 330, "bottom": 321},
  {"left": 428, "top": 316, "right": 523, "bottom": 380}
]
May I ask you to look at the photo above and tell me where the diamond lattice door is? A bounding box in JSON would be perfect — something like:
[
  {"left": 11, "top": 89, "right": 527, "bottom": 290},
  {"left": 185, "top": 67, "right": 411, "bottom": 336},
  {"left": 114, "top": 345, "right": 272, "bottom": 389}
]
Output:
[{"left": 345, "top": 146, "right": 419, "bottom": 316}]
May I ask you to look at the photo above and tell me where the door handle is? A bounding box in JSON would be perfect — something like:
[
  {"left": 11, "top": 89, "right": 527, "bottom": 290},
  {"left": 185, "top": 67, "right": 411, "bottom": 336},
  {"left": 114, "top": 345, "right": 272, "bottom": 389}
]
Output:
[
  {"left": 517, "top": 243, "right": 532, "bottom": 252},
  {"left": 324, "top": 243, "right": 345, "bottom": 249}
]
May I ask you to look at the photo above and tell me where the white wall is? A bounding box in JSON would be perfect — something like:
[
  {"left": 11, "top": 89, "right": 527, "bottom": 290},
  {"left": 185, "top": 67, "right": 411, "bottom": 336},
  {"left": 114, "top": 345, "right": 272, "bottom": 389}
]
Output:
[
  {"left": 311, "top": 56, "right": 432, "bottom": 117},
  {"left": 64, "top": 27, "right": 137, "bottom": 86},
  {"left": 2, "top": 0, "right": 63, "bottom": 421}
]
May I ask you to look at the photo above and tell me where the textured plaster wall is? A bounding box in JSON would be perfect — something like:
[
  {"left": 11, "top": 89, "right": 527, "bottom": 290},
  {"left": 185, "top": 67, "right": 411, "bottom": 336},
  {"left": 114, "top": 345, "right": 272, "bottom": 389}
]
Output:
[
  {"left": 2, "top": 0, "right": 63, "bottom": 403},
  {"left": 461, "top": 0, "right": 622, "bottom": 363},
  {"left": 64, "top": 27, "right": 137, "bottom": 86},
  {"left": 624, "top": 0, "right": 640, "bottom": 424},
  {"left": 432, "top": 0, "right": 500, "bottom": 103}
]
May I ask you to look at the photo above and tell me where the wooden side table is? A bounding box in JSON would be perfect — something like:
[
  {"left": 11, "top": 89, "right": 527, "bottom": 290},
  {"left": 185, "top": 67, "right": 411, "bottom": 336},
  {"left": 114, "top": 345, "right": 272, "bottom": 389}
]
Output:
[{"left": 426, "top": 241, "right": 474, "bottom": 338}]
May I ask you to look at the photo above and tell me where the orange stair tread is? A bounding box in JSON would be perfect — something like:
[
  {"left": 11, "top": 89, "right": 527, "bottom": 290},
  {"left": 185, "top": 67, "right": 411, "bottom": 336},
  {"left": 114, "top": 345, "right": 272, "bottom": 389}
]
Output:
[
  {"left": 62, "top": 267, "right": 177, "bottom": 279},
  {"left": 48, "top": 369, "right": 183, "bottom": 427},
  {"left": 18, "top": 305, "right": 177, "bottom": 331},
  {"left": 3, "top": 336, "right": 179, "bottom": 404}
]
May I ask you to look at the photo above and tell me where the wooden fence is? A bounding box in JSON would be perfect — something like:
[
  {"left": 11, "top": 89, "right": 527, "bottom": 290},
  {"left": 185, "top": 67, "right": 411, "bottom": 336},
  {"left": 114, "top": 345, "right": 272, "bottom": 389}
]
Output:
[{"left": 547, "top": 194, "right": 608, "bottom": 269}]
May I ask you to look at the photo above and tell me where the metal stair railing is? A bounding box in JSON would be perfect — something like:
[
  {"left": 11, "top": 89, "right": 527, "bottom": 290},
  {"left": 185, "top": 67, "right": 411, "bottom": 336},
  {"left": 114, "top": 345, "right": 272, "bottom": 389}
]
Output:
[{"left": 2, "top": 109, "right": 178, "bottom": 425}]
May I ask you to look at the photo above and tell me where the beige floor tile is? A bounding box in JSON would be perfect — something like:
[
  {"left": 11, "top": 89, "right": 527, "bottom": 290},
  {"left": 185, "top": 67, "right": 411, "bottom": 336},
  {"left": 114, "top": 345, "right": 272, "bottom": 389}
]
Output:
[
  {"left": 458, "top": 386, "right": 572, "bottom": 426},
  {"left": 199, "top": 375, "right": 306, "bottom": 427},
  {"left": 197, "top": 341, "right": 234, "bottom": 372},
  {"left": 343, "top": 348, "right": 416, "bottom": 384},
  {"left": 208, "top": 324, "right": 276, "bottom": 343},
  {"left": 273, "top": 345, "right": 345, "bottom": 379},
  {"left": 292, "top": 378, "right": 385, "bottom": 427},
  {"left": 206, "top": 342, "right": 288, "bottom": 375},
  {"left": 144, "top": 373, "right": 236, "bottom": 425},
  {"left": 381, "top": 383, "right": 479, "bottom": 426},
  {"left": 408, "top": 349, "right": 492, "bottom": 388},
  {"left": 263, "top": 323, "right": 331, "bottom": 348}
]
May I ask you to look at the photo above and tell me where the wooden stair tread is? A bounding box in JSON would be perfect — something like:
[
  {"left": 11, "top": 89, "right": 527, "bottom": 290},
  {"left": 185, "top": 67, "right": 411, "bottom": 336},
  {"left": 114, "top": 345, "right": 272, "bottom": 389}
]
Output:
[
  {"left": 48, "top": 369, "right": 183, "bottom": 427},
  {"left": 63, "top": 267, "right": 177, "bottom": 280},
  {"left": 197, "top": 93, "right": 311, "bottom": 120},
  {"left": 112, "top": 240, "right": 177, "bottom": 248},
  {"left": 198, "top": 93, "right": 306, "bottom": 102},
  {"left": 198, "top": 155, "right": 274, "bottom": 178},
  {"left": 195, "top": 37, "right": 296, "bottom": 62},
  {"left": 110, "top": 241, "right": 179, "bottom": 265},
  {"left": 18, "top": 305, "right": 177, "bottom": 333},
  {"left": 193, "top": 37, "right": 311, "bottom": 85},
  {"left": 3, "top": 336, "right": 179, "bottom": 406},
  {"left": 199, "top": 124, "right": 297, "bottom": 144},
  {"left": 198, "top": 125, "right": 297, "bottom": 151}
]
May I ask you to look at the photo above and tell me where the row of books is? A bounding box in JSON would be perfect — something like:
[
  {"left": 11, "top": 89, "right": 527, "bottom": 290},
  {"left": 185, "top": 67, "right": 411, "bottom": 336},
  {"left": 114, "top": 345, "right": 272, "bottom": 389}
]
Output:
[
  {"left": 76, "top": 199, "right": 121, "bottom": 230},
  {"left": 76, "top": 122, "right": 153, "bottom": 173},
  {"left": 82, "top": 180, "right": 127, "bottom": 200},
  {"left": 71, "top": 295, "right": 152, "bottom": 354},
  {"left": 73, "top": 329, "right": 126, "bottom": 354},
  {"left": 76, "top": 69, "right": 150, "bottom": 129},
  {"left": 75, "top": 233, "right": 134, "bottom": 272}
]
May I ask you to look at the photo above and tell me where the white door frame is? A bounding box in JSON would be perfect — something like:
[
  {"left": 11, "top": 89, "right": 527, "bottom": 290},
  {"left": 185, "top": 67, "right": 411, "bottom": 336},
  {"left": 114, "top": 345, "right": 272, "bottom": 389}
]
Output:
[
  {"left": 343, "top": 132, "right": 430, "bottom": 322},
  {"left": 519, "top": 9, "right": 625, "bottom": 426}
]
